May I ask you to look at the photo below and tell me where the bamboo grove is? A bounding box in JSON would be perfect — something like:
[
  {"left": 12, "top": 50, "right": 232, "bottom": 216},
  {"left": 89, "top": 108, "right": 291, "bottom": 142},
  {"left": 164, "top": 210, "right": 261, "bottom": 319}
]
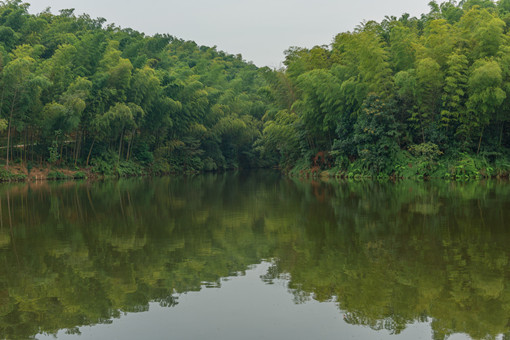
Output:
[
  {"left": 2, "top": 0, "right": 510, "bottom": 178},
  {"left": 0, "top": 0, "right": 270, "bottom": 176},
  {"left": 260, "top": 0, "right": 510, "bottom": 178}
]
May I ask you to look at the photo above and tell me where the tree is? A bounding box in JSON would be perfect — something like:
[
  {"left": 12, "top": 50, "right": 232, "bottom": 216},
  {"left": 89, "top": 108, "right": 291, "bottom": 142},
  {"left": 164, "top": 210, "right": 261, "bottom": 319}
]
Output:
[
  {"left": 260, "top": 109, "right": 300, "bottom": 167},
  {"left": 1, "top": 45, "right": 48, "bottom": 166},
  {"left": 418, "top": 19, "right": 456, "bottom": 66},
  {"left": 458, "top": 7, "right": 505, "bottom": 60},
  {"left": 99, "top": 102, "right": 136, "bottom": 159},
  {"left": 352, "top": 94, "right": 400, "bottom": 174},
  {"left": 462, "top": 59, "right": 506, "bottom": 152},
  {"left": 440, "top": 52, "right": 468, "bottom": 134},
  {"left": 389, "top": 24, "right": 416, "bottom": 72},
  {"left": 412, "top": 58, "right": 443, "bottom": 143},
  {"left": 40, "top": 44, "right": 77, "bottom": 99}
]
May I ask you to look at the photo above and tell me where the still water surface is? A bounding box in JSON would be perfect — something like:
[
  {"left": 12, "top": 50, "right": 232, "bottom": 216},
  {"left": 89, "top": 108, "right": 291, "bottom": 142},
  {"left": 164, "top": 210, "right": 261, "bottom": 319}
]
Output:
[{"left": 0, "top": 170, "right": 509, "bottom": 339}]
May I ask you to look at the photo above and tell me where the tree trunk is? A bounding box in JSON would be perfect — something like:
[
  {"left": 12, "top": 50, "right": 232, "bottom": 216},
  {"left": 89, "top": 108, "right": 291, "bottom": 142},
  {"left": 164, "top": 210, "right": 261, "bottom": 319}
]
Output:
[
  {"left": 6, "top": 126, "right": 10, "bottom": 168},
  {"left": 6, "top": 90, "right": 17, "bottom": 168},
  {"left": 24, "top": 128, "right": 28, "bottom": 165},
  {"left": 118, "top": 128, "right": 124, "bottom": 160},
  {"left": 0, "top": 83, "right": 5, "bottom": 121},
  {"left": 126, "top": 129, "right": 135, "bottom": 161},
  {"left": 30, "top": 129, "right": 34, "bottom": 163},
  {"left": 499, "top": 123, "right": 504, "bottom": 148},
  {"left": 477, "top": 126, "right": 485, "bottom": 155},
  {"left": 59, "top": 142, "right": 64, "bottom": 165},
  {"left": 74, "top": 129, "right": 82, "bottom": 167},
  {"left": 421, "top": 119, "right": 425, "bottom": 144},
  {"left": 86, "top": 138, "right": 95, "bottom": 167}
]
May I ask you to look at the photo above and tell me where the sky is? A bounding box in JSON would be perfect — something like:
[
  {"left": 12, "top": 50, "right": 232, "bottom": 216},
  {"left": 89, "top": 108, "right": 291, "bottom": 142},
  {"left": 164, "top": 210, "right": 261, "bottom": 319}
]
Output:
[{"left": 27, "top": 0, "right": 431, "bottom": 68}]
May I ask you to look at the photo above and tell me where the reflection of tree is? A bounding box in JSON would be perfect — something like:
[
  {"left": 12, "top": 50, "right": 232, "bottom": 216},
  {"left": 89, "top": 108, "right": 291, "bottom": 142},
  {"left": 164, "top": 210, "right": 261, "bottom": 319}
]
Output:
[
  {"left": 272, "top": 178, "right": 510, "bottom": 340},
  {"left": 0, "top": 171, "right": 283, "bottom": 339},
  {"left": 0, "top": 175, "right": 510, "bottom": 339}
]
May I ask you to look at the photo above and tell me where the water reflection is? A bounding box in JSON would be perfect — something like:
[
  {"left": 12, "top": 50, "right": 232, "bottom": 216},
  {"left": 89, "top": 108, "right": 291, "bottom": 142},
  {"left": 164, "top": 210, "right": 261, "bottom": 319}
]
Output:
[{"left": 0, "top": 173, "right": 509, "bottom": 339}]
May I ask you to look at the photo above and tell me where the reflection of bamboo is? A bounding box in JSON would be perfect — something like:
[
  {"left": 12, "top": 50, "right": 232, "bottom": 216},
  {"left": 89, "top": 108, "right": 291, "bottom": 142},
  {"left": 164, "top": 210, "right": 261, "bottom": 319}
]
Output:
[
  {"left": 20, "top": 188, "right": 24, "bottom": 225},
  {"left": 0, "top": 196, "right": 3, "bottom": 230},
  {"left": 127, "top": 191, "right": 134, "bottom": 219},
  {"left": 48, "top": 185, "right": 60, "bottom": 221},
  {"left": 477, "top": 199, "right": 486, "bottom": 229},
  {"left": 7, "top": 192, "right": 19, "bottom": 265},
  {"left": 118, "top": 186, "right": 125, "bottom": 218},
  {"left": 86, "top": 185, "right": 97, "bottom": 217},
  {"left": 75, "top": 187, "right": 84, "bottom": 222}
]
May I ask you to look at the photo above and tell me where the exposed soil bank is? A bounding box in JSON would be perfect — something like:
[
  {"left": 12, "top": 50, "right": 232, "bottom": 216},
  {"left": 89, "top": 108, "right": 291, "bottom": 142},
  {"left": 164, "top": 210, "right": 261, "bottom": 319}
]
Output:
[{"left": 0, "top": 164, "right": 94, "bottom": 182}]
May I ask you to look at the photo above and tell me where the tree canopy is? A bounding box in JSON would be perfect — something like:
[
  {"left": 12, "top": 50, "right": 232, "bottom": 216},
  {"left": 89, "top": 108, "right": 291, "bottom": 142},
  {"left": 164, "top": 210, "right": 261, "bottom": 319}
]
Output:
[
  {"left": 1, "top": 0, "right": 510, "bottom": 178},
  {"left": 0, "top": 0, "right": 273, "bottom": 175},
  {"left": 259, "top": 0, "right": 510, "bottom": 178}
]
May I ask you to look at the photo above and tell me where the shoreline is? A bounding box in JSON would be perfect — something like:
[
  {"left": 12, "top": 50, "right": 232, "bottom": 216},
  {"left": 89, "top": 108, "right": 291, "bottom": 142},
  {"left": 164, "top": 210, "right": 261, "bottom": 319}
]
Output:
[
  {"left": 0, "top": 164, "right": 95, "bottom": 182},
  {"left": 0, "top": 163, "right": 234, "bottom": 183},
  {"left": 1, "top": 163, "right": 509, "bottom": 183},
  {"left": 285, "top": 167, "right": 510, "bottom": 181}
]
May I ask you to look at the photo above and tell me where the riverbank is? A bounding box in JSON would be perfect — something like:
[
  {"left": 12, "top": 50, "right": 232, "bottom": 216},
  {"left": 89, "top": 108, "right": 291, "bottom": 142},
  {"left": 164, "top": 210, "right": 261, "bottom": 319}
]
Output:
[
  {"left": 3, "top": 155, "right": 510, "bottom": 183},
  {"left": 289, "top": 168, "right": 510, "bottom": 181},
  {"left": 0, "top": 165, "right": 91, "bottom": 182},
  {"left": 0, "top": 162, "right": 212, "bottom": 182},
  {"left": 286, "top": 155, "right": 510, "bottom": 181}
]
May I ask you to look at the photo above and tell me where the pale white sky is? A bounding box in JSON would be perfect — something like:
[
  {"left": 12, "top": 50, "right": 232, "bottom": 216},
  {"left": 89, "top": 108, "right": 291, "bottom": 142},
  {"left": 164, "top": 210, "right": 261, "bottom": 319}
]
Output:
[{"left": 27, "top": 0, "right": 431, "bottom": 68}]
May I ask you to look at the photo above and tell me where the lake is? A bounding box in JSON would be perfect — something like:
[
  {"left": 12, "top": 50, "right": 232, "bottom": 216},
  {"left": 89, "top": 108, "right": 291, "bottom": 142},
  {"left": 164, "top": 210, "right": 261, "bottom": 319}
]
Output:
[{"left": 0, "top": 170, "right": 509, "bottom": 340}]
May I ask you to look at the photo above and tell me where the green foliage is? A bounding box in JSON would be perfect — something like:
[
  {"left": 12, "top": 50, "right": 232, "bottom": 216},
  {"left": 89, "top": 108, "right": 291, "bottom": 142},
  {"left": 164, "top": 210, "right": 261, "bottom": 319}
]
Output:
[
  {"left": 115, "top": 161, "right": 144, "bottom": 177},
  {"left": 48, "top": 139, "right": 59, "bottom": 164},
  {"left": 454, "top": 153, "right": 481, "bottom": 178},
  {"left": 73, "top": 171, "right": 86, "bottom": 179},
  {"left": 352, "top": 95, "right": 401, "bottom": 174},
  {"left": 0, "top": 119, "right": 7, "bottom": 132},
  {"left": 0, "top": 1, "right": 271, "bottom": 174},
  {"left": 260, "top": 109, "right": 300, "bottom": 168},
  {"left": 441, "top": 52, "right": 468, "bottom": 131},
  {"left": 150, "top": 159, "right": 171, "bottom": 175},
  {"left": 47, "top": 170, "right": 70, "bottom": 180},
  {"left": 407, "top": 142, "right": 444, "bottom": 176},
  {"left": 90, "top": 153, "right": 116, "bottom": 176},
  {"left": 203, "top": 157, "right": 218, "bottom": 172},
  {"left": 409, "top": 142, "right": 443, "bottom": 162},
  {"left": 0, "top": 167, "right": 26, "bottom": 181},
  {"left": 261, "top": 1, "right": 510, "bottom": 178},
  {"left": 0, "top": 1, "right": 510, "bottom": 178}
]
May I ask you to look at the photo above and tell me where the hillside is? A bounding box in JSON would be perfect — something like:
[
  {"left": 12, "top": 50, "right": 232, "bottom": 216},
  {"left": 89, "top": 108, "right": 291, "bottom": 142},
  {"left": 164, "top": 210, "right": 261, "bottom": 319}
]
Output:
[{"left": 0, "top": 0, "right": 272, "bottom": 178}]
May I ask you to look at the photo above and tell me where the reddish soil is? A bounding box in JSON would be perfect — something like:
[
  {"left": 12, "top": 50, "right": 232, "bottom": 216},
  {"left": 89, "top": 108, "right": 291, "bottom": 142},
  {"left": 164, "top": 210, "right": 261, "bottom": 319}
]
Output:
[{"left": 3, "top": 163, "right": 91, "bottom": 181}]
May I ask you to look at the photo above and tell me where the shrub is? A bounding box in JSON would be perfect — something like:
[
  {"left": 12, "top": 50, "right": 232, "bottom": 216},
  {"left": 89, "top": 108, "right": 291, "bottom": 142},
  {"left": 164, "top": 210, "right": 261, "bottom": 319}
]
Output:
[{"left": 47, "top": 171, "right": 70, "bottom": 180}]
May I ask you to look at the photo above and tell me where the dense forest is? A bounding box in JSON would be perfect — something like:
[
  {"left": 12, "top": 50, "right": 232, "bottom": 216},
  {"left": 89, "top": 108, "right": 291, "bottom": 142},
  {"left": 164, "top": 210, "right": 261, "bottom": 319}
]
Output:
[
  {"left": 0, "top": 0, "right": 271, "bottom": 178},
  {"left": 1, "top": 0, "right": 510, "bottom": 178},
  {"left": 260, "top": 0, "right": 510, "bottom": 179}
]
